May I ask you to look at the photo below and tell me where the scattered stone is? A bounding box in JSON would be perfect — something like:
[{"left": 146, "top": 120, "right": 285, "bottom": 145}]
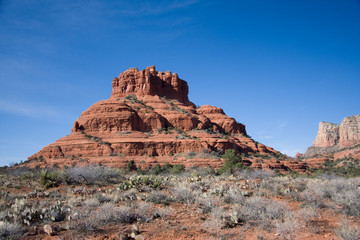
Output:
[
  {"left": 43, "top": 224, "right": 53, "bottom": 236},
  {"left": 131, "top": 224, "right": 139, "bottom": 234},
  {"left": 135, "top": 235, "right": 145, "bottom": 240}
]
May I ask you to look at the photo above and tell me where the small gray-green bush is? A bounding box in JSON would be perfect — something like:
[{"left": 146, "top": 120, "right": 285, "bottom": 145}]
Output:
[
  {"left": 0, "top": 221, "right": 24, "bottom": 239},
  {"left": 145, "top": 191, "right": 171, "bottom": 205},
  {"left": 336, "top": 220, "right": 360, "bottom": 240}
]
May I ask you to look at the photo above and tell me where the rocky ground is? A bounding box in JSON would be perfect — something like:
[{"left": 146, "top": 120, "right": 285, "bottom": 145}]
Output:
[{"left": 0, "top": 163, "right": 359, "bottom": 240}]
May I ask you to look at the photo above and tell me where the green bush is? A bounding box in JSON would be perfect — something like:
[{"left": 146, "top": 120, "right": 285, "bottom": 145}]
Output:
[
  {"left": 39, "top": 169, "right": 63, "bottom": 189},
  {"left": 170, "top": 164, "right": 185, "bottom": 175},
  {"left": 124, "top": 94, "right": 137, "bottom": 100},
  {"left": 126, "top": 160, "right": 137, "bottom": 172},
  {"left": 151, "top": 163, "right": 172, "bottom": 175},
  {"left": 218, "top": 149, "right": 244, "bottom": 175}
]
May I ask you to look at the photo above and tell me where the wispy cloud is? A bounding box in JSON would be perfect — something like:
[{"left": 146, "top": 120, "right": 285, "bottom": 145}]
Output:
[
  {"left": 116, "top": 0, "right": 200, "bottom": 16},
  {"left": 0, "top": 99, "right": 74, "bottom": 120},
  {"left": 277, "top": 121, "right": 288, "bottom": 129}
]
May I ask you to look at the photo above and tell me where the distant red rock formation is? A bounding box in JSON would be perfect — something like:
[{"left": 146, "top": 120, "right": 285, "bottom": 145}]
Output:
[
  {"left": 27, "top": 66, "right": 304, "bottom": 172},
  {"left": 303, "top": 115, "right": 360, "bottom": 162},
  {"left": 312, "top": 115, "right": 360, "bottom": 148},
  {"left": 295, "top": 152, "right": 303, "bottom": 159},
  {"left": 339, "top": 115, "right": 360, "bottom": 146},
  {"left": 313, "top": 122, "right": 340, "bottom": 148}
]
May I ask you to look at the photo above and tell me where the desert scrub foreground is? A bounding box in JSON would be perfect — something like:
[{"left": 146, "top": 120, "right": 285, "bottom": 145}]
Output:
[{"left": 0, "top": 164, "right": 359, "bottom": 240}]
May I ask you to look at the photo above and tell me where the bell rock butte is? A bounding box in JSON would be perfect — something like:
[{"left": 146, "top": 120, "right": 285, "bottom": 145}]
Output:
[{"left": 27, "top": 66, "right": 306, "bottom": 171}]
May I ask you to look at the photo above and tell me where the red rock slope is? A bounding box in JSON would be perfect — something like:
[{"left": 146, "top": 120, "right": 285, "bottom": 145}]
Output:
[{"left": 26, "top": 66, "right": 305, "bottom": 171}]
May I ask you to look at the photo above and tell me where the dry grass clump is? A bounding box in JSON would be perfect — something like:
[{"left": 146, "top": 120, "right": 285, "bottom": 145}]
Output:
[
  {"left": 300, "top": 177, "right": 360, "bottom": 215},
  {"left": 145, "top": 190, "right": 171, "bottom": 205},
  {"left": 71, "top": 202, "right": 162, "bottom": 231},
  {"left": 203, "top": 206, "right": 230, "bottom": 230},
  {"left": 0, "top": 221, "right": 24, "bottom": 239},
  {"left": 239, "top": 197, "right": 291, "bottom": 230},
  {"left": 275, "top": 212, "right": 299, "bottom": 240},
  {"left": 172, "top": 186, "right": 197, "bottom": 204},
  {"left": 336, "top": 219, "right": 360, "bottom": 240}
]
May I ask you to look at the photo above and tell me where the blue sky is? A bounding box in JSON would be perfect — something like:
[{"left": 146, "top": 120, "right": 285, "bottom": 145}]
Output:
[{"left": 1, "top": 0, "right": 359, "bottom": 166}]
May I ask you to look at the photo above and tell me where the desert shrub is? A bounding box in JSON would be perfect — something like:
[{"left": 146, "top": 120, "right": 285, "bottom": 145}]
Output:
[
  {"left": 275, "top": 212, "right": 299, "bottom": 240},
  {"left": 236, "top": 169, "right": 274, "bottom": 180},
  {"left": 262, "top": 177, "right": 303, "bottom": 198},
  {"left": 117, "top": 175, "right": 164, "bottom": 191},
  {"left": 68, "top": 196, "right": 83, "bottom": 208},
  {"left": 0, "top": 211, "right": 7, "bottom": 221},
  {"left": 64, "top": 166, "right": 122, "bottom": 185},
  {"left": 96, "top": 193, "right": 112, "bottom": 204},
  {"left": 172, "top": 187, "right": 196, "bottom": 204},
  {"left": 209, "top": 182, "right": 230, "bottom": 198},
  {"left": 203, "top": 207, "right": 228, "bottom": 230},
  {"left": 84, "top": 198, "right": 100, "bottom": 208},
  {"left": 169, "top": 164, "right": 185, "bottom": 175},
  {"left": 223, "top": 188, "right": 246, "bottom": 205},
  {"left": 153, "top": 207, "right": 171, "bottom": 219},
  {"left": 298, "top": 206, "right": 319, "bottom": 227},
  {"left": 116, "top": 206, "right": 139, "bottom": 223},
  {"left": 39, "top": 169, "right": 63, "bottom": 189},
  {"left": 126, "top": 160, "right": 137, "bottom": 172},
  {"left": 124, "top": 94, "right": 137, "bottom": 100},
  {"left": 196, "top": 197, "right": 217, "bottom": 214},
  {"left": 203, "top": 206, "right": 243, "bottom": 230},
  {"left": 136, "top": 202, "right": 155, "bottom": 222},
  {"left": 298, "top": 179, "right": 329, "bottom": 206},
  {"left": 292, "top": 178, "right": 307, "bottom": 192},
  {"left": 71, "top": 210, "right": 100, "bottom": 231},
  {"left": 197, "top": 148, "right": 222, "bottom": 159},
  {"left": 185, "top": 151, "right": 197, "bottom": 159},
  {"left": 150, "top": 163, "right": 173, "bottom": 175},
  {"left": 136, "top": 166, "right": 148, "bottom": 175},
  {"left": 198, "top": 166, "right": 216, "bottom": 176},
  {"left": 150, "top": 164, "right": 163, "bottom": 175},
  {"left": 218, "top": 149, "right": 244, "bottom": 174},
  {"left": 72, "top": 204, "right": 141, "bottom": 231},
  {"left": 333, "top": 188, "right": 360, "bottom": 216},
  {"left": 186, "top": 181, "right": 209, "bottom": 193},
  {"left": 301, "top": 177, "right": 360, "bottom": 215},
  {"left": 97, "top": 202, "right": 117, "bottom": 223},
  {"left": 111, "top": 189, "right": 137, "bottom": 203},
  {"left": 185, "top": 167, "right": 216, "bottom": 178},
  {"left": 240, "top": 197, "right": 290, "bottom": 230},
  {"left": 5, "top": 166, "right": 32, "bottom": 177},
  {"left": 300, "top": 185, "right": 327, "bottom": 208},
  {"left": 312, "top": 157, "right": 360, "bottom": 177},
  {"left": 335, "top": 220, "right": 360, "bottom": 240},
  {"left": 145, "top": 191, "right": 171, "bottom": 205},
  {"left": 0, "top": 221, "right": 24, "bottom": 239}
]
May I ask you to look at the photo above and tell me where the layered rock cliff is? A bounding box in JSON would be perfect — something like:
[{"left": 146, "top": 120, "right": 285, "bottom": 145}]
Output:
[
  {"left": 339, "top": 115, "right": 360, "bottom": 146},
  {"left": 27, "top": 66, "right": 304, "bottom": 171},
  {"left": 304, "top": 115, "right": 360, "bottom": 159},
  {"left": 111, "top": 66, "right": 191, "bottom": 105},
  {"left": 312, "top": 122, "right": 340, "bottom": 147}
]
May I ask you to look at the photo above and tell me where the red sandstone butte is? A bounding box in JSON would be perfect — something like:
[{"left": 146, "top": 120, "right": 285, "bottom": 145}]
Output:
[{"left": 27, "top": 66, "right": 302, "bottom": 171}]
